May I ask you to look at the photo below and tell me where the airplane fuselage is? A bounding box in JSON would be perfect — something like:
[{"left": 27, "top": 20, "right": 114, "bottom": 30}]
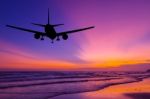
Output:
[{"left": 45, "top": 24, "right": 56, "bottom": 40}]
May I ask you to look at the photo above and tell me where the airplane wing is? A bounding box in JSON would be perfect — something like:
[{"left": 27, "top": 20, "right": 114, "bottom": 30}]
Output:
[
  {"left": 6, "top": 25, "right": 45, "bottom": 35},
  {"left": 56, "top": 26, "right": 94, "bottom": 36}
]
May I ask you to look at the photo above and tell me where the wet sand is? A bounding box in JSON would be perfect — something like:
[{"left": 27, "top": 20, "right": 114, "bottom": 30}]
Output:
[{"left": 52, "top": 78, "right": 150, "bottom": 99}]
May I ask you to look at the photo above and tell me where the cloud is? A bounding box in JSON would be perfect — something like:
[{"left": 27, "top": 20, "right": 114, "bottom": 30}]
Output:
[
  {"left": 0, "top": 40, "right": 79, "bottom": 70},
  {"left": 0, "top": 49, "right": 35, "bottom": 59}
]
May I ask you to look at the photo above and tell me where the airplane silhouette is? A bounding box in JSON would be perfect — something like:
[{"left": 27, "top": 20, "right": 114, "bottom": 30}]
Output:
[{"left": 6, "top": 9, "right": 94, "bottom": 43}]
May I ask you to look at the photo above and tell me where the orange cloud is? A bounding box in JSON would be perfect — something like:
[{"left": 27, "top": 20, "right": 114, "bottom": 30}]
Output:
[{"left": 0, "top": 40, "right": 78, "bottom": 70}]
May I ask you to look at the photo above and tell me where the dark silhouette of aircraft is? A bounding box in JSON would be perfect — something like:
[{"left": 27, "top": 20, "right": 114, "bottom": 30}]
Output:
[{"left": 6, "top": 9, "right": 94, "bottom": 43}]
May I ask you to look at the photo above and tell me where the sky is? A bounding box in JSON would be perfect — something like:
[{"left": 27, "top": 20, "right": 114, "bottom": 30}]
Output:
[{"left": 0, "top": 0, "right": 150, "bottom": 71}]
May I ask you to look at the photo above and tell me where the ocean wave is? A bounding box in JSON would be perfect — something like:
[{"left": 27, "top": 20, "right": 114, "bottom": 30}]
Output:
[{"left": 0, "top": 71, "right": 149, "bottom": 99}]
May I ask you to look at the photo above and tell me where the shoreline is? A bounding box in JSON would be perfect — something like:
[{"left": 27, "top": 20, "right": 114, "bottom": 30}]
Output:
[
  {"left": 0, "top": 71, "right": 149, "bottom": 99},
  {"left": 52, "top": 77, "right": 150, "bottom": 99}
]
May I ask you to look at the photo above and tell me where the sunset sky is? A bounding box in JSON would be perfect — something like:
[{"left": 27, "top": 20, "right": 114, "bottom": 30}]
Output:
[{"left": 0, "top": 0, "right": 150, "bottom": 71}]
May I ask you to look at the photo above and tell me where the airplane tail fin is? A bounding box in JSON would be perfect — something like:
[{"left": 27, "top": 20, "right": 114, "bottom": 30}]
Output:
[
  {"left": 31, "top": 23, "right": 45, "bottom": 27},
  {"left": 48, "top": 8, "right": 50, "bottom": 24},
  {"left": 47, "top": 8, "right": 64, "bottom": 27},
  {"left": 32, "top": 9, "right": 64, "bottom": 27}
]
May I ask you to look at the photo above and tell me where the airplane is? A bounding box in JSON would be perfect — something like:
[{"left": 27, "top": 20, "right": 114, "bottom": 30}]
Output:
[{"left": 6, "top": 9, "right": 94, "bottom": 43}]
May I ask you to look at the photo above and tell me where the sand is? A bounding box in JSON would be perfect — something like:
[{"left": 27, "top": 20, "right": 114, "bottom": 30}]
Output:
[{"left": 52, "top": 78, "right": 150, "bottom": 99}]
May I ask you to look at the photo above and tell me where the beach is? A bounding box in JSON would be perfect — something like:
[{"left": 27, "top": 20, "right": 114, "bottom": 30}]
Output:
[
  {"left": 0, "top": 71, "right": 149, "bottom": 99},
  {"left": 53, "top": 77, "right": 150, "bottom": 99}
]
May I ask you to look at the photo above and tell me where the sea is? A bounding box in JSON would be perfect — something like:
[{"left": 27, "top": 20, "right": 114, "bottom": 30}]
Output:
[{"left": 0, "top": 71, "right": 149, "bottom": 99}]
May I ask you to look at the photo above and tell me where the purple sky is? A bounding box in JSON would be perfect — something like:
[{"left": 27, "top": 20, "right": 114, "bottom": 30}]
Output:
[{"left": 0, "top": 0, "right": 150, "bottom": 71}]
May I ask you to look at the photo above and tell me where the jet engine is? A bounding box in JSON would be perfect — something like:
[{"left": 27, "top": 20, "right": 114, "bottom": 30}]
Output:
[
  {"left": 34, "top": 33, "right": 40, "bottom": 39},
  {"left": 62, "top": 34, "right": 68, "bottom": 40}
]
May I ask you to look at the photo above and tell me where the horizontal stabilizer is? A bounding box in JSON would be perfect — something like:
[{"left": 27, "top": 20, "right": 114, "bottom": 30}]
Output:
[
  {"left": 52, "top": 24, "right": 64, "bottom": 27},
  {"left": 31, "top": 23, "right": 45, "bottom": 27}
]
